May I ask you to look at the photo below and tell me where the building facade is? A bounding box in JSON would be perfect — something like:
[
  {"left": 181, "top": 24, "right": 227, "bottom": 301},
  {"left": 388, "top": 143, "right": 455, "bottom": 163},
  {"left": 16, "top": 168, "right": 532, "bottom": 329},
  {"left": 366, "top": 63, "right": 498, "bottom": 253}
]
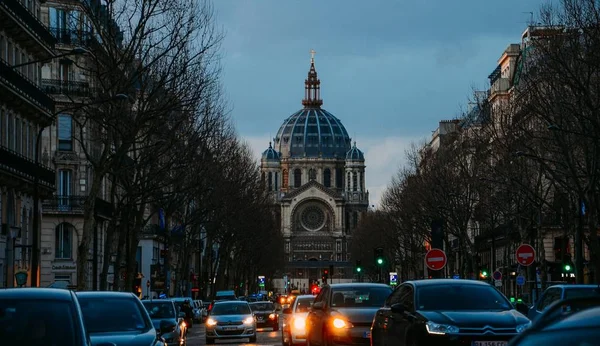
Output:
[
  {"left": 260, "top": 53, "right": 369, "bottom": 292},
  {"left": 0, "top": 0, "right": 57, "bottom": 288}
]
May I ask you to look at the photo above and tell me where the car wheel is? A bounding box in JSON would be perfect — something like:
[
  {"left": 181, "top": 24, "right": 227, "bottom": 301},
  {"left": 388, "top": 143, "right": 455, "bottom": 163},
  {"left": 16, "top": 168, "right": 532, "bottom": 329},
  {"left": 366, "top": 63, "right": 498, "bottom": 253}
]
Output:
[
  {"left": 249, "top": 335, "right": 257, "bottom": 343},
  {"left": 205, "top": 338, "right": 215, "bottom": 344}
]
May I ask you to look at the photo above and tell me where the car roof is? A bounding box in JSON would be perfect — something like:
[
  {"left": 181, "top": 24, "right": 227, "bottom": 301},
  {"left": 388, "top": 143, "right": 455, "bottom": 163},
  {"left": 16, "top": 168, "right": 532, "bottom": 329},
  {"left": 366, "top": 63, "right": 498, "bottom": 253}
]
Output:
[
  {"left": 141, "top": 300, "right": 173, "bottom": 304},
  {"left": 295, "top": 295, "right": 316, "bottom": 299},
  {"left": 547, "top": 284, "right": 599, "bottom": 289},
  {"left": 0, "top": 288, "right": 75, "bottom": 301},
  {"left": 76, "top": 291, "right": 137, "bottom": 299},
  {"left": 214, "top": 300, "right": 248, "bottom": 305},
  {"left": 249, "top": 301, "right": 273, "bottom": 304},
  {"left": 405, "top": 279, "right": 492, "bottom": 287},
  {"left": 328, "top": 283, "right": 392, "bottom": 289},
  {"left": 545, "top": 306, "right": 600, "bottom": 330}
]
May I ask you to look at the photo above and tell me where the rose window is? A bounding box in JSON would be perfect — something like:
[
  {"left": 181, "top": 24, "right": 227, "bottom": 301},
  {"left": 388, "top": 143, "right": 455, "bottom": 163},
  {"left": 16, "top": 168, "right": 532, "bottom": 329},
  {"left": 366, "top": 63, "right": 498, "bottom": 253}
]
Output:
[{"left": 301, "top": 205, "right": 326, "bottom": 231}]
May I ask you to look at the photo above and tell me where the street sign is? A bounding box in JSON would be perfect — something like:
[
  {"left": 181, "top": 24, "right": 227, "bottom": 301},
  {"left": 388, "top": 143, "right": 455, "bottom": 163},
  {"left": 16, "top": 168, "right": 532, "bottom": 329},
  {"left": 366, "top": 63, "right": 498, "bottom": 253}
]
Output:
[
  {"left": 452, "top": 274, "right": 460, "bottom": 279},
  {"left": 389, "top": 272, "right": 398, "bottom": 286},
  {"left": 516, "top": 275, "right": 526, "bottom": 286},
  {"left": 425, "top": 248, "right": 447, "bottom": 271},
  {"left": 493, "top": 271, "right": 502, "bottom": 281},
  {"left": 494, "top": 280, "right": 502, "bottom": 287},
  {"left": 516, "top": 244, "right": 536, "bottom": 266}
]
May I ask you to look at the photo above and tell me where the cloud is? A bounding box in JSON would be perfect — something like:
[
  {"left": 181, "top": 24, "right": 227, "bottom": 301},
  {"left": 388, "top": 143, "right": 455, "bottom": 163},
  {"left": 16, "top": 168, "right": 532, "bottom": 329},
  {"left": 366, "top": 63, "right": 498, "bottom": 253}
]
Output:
[{"left": 244, "top": 134, "right": 427, "bottom": 207}]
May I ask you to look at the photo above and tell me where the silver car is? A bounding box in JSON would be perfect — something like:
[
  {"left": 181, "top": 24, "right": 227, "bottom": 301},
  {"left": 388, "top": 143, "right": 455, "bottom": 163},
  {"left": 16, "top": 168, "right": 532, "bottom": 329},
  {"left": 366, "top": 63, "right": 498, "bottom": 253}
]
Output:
[{"left": 205, "top": 300, "right": 256, "bottom": 344}]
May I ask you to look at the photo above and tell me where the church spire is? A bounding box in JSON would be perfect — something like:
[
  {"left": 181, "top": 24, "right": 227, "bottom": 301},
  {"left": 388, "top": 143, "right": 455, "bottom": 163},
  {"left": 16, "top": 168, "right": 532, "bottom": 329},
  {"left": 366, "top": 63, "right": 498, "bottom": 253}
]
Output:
[{"left": 302, "top": 49, "right": 323, "bottom": 108}]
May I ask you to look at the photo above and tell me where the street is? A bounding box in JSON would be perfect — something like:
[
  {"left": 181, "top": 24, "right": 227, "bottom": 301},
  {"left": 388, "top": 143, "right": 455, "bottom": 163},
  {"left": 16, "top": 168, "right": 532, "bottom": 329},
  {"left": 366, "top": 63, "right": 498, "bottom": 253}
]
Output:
[{"left": 187, "top": 323, "right": 282, "bottom": 346}]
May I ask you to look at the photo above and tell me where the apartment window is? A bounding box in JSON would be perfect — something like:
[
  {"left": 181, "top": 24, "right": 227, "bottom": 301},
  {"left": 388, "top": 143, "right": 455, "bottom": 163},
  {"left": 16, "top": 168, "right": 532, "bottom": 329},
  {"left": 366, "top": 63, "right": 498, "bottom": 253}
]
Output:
[
  {"left": 8, "top": 113, "right": 14, "bottom": 150},
  {"left": 15, "top": 118, "right": 21, "bottom": 154},
  {"left": 58, "top": 114, "right": 73, "bottom": 151},
  {"left": 0, "top": 108, "right": 3, "bottom": 146},
  {"left": 25, "top": 121, "right": 29, "bottom": 158},
  {"left": 14, "top": 48, "right": 20, "bottom": 69},
  {"left": 0, "top": 35, "right": 4, "bottom": 61},
  {"left": 55, "top": 223, "right": 73, "bottom": 259},
  {"left": 29, "top": 124, "right": 35, "bottom": 159}
]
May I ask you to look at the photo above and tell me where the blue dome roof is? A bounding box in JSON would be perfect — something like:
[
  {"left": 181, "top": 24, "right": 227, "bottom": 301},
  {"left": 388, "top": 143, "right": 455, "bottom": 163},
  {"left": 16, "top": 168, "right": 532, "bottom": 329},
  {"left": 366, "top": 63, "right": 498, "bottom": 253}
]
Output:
[
  {"left": 261, "top": 142, "right": 280, "bottom": 161},
  {"left": 274, "top": 108, "right": 351, "bottom": 158},
  {"left": 346, "top": 142, "right": 364, "bottom": 161}
]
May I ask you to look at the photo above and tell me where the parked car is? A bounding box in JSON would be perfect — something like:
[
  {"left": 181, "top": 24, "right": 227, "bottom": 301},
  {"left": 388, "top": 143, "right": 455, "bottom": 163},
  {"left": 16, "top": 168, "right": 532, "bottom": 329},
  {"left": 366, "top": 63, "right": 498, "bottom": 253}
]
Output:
[
  {"left": 142, "top": 299, "right": 187, "bottom": 345},
  {"left": 205, "top": 300, "right": 257, "bottom": 344},
  {"left": 249, "top": 301, "right": 279, "bottom": 330},
  {"left": 77, "top": 291, "right": 166, "bottom": 346},
  {"left": 370, "top": 279, "right": 530, "bottom": 346},
  {"left": 282, "top": 294, "right": 315, "bottom": 346},
  {"left": 528, "top": 284, "right": 600, "bottom": 321},
  {"left": 0, "top": 288, "right": 89, "bottom": 345},
  {"left": 306, "top": 283, "right": 392, "bottom": 345}
]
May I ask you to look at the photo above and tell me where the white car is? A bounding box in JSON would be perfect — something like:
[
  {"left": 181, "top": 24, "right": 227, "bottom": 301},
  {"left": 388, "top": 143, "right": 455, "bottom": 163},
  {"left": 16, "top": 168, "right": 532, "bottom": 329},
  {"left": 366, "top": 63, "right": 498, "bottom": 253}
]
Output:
[
  {"left": 282, "top": 294, "right": 315, "bottom": 346},
  {"left": 205, "top": 300, "right": 256, "bottom": 344}
]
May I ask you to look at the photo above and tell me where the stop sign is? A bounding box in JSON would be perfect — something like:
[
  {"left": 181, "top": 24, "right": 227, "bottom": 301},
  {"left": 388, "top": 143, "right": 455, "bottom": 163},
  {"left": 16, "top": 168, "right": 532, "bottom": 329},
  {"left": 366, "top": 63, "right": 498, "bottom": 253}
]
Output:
[
  {"left": 516, "top": 244, "right": 536, "bottom": 266},
  {"left": 425, "top": 248, "right": 447, "bottom": 271}
]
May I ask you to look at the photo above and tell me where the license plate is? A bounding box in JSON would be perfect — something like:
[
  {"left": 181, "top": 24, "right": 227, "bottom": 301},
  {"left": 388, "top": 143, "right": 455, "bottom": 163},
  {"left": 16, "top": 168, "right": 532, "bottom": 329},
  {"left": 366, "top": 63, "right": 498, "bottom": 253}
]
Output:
[
  {"left": 473, "top": 342, "right": 507, "bottom": 346},
  {"left": 222, "top": 326, "right": 238, "bottom": 331},
  {"left": 363, "top": 331, "right": 371, "bottom": 338}
]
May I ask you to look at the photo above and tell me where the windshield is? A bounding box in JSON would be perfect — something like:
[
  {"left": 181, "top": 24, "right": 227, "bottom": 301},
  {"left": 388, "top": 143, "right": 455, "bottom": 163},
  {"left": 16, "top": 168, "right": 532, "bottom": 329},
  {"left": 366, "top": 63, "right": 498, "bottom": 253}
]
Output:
[
  {"left": 295, "top": 298, "right": 314, "bottom": 313},
  {"left": 210, "top": 303, "right": 251, "bottom": 315},
  {"left": 250, "top": 302, "right": 274, "bottom": 311},
  {"left": 417, "top": 285, "right": 511, "bottom": 311},
  {"left": 564, "top": 288, "right": 600, "bottom": 299},
  {"left": 79, "top": 297, "right": 150, "bottom": 333},
  {"left": 142, "top": 301, "right": 176, "bottom": 319},
  {"left": 330, "top": 286, "right": 392, "bottom": 308},
  {"left": 0, "top": 299, "right": 77, "bottom": 345}
]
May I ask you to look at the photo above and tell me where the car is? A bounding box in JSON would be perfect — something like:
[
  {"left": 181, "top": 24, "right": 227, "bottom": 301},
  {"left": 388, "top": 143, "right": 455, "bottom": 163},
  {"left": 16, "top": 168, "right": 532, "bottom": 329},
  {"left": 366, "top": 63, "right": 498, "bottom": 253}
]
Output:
[
  {"left": 0, "top": 288, "right": 89, "bottom": 345},
  {"left": 508, "top": 303, "right": 600, "bottom": 345},
  {"left": 306, "top": 283, "right": 393, "bottom": 345},
  {"left": 281, "top": 294, "right": 315, "bottom": 346},
  {"left": 142, "top": 299, "right": 187, "bottom": 345},
  {"left": 77, "top": 291, "right": 166, "bottom": 346},
  {"left": 205, "top": 300, "right": 257, "bottom": 344},
  {"left": 370, "top": 279, "right": 531, "bottom": 346},
  {"left": 249, "top": 301, "right": 279, "bottom": 330},
  {"left": 527, "top": 284, "right": 600, "bottom": 321},
  {"left": 215, "top": 290, "right": 237, "bottom": 301}
]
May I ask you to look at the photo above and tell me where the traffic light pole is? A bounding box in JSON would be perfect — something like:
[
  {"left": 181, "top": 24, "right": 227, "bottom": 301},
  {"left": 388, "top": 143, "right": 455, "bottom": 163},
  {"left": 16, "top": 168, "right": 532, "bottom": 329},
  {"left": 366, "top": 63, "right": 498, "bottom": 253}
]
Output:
[{"left": 575, "top": 198, "right": 584, "bottom": 284}]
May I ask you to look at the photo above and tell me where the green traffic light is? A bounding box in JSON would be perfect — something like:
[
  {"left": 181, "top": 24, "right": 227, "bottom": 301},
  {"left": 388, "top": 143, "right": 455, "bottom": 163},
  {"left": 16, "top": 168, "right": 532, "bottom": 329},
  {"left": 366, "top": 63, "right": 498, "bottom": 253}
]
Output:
[
  {"left": 377, "top": 258, "right": 383, "bottom": 265},
  {"left": 482, "top": 271, "right": 488, "bottom": 276},
  {"left": 565, "top": 264, "right": 571, "bottom": 271},
  {"left": 356, "top": 267, "right": 362, "bottom": 273}
]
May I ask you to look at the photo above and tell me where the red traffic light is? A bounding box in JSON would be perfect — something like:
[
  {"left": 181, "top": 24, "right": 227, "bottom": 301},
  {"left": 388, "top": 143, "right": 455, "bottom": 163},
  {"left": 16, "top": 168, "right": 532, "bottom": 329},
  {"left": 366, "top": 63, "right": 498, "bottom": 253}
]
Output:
[{"left": 324, "top": 270, "right": 329, "bottom": 274}]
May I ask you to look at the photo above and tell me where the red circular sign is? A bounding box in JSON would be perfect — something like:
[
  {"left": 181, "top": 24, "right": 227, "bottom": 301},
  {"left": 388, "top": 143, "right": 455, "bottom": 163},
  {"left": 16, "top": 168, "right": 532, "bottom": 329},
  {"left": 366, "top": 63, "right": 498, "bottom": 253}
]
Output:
[
  {"left": 425, "top": 248, "right": 447, "bottom": 271},
  {"left": 516, "top": 244, "right": 536, "bottom": 266}
]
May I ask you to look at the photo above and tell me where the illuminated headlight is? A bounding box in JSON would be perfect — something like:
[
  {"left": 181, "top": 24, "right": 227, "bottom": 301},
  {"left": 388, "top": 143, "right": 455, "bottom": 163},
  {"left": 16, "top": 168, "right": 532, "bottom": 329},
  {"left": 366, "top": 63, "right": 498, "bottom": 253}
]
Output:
[
  {"left": 425, "top": 321, "right": 459, "bottom": 335},
  {"left": 243, "top": 316, "right": 255, "bottom": 325},
  {"left": 269, "top": 313, "right": 276, "bottom": 319},
  {"left": 332, "top": 318, "right": 349, "bottom": 329},
  {"left": 516, "top": 321, "right": 532, "bottom": 333},
  {"left": 206, "top": 318, "right": 217, "bottom": 326},
  {"left": 293, "top": 317, "right": 306, "bottom": 330}
]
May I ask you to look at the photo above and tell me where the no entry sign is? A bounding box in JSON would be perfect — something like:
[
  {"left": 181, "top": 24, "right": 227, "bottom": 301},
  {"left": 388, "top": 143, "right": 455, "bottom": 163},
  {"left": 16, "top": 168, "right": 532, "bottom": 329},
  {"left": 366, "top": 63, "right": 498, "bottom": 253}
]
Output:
[
  {"left": 425, "top": 248, "right": 447, "bottom": 271},
  {"left": 516, "top": 244, "right": 536, "bottom": 266}
]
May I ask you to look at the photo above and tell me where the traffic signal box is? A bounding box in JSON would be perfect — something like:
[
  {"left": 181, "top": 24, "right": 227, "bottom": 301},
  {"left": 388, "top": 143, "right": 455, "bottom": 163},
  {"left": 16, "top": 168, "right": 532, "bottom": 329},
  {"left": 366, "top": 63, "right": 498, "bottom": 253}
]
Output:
[
  {"left": 374, "top": 247, "right": 384, "bottom": 266},
  {"left": 322, "top": 269, "right": 329, "bottom": 284},
  {"left": 355, "top": 260, "right": 362, "bottom": 273}
]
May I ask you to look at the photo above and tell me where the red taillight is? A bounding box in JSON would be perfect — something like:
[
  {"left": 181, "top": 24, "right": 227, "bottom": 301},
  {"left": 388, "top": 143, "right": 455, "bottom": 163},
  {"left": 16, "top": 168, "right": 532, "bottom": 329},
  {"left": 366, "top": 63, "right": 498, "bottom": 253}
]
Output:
[{"left": 208, "top": 303, "right": 213, "bottom": 311}]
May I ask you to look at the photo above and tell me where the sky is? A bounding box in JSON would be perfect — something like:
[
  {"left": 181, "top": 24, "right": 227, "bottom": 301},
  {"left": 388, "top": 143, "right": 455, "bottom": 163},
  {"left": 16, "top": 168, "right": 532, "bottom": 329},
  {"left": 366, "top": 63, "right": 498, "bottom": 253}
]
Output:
[{"left": 212, "top": 0, "right": 547, "bottom": 207}]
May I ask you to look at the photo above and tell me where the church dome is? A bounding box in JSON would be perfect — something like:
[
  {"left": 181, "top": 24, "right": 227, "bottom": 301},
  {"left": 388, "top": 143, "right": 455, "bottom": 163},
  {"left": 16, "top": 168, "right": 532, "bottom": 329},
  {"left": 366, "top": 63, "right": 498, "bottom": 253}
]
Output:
[
  {"left": 261, "top": 142, "right": 280, "bottom": 161},
  {"left": 346, "top": 142, "right": 364, "bottom": 161},
  {"left": 273, "top": 50, "right": 351, "bottom": 159}
]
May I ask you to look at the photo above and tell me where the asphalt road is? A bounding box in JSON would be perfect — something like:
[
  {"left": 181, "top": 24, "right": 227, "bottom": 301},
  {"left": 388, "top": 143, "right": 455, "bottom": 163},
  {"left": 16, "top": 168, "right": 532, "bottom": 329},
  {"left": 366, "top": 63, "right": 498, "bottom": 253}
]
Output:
[{"left": 187, "top": 323, "right": 283, "bottom": 346}]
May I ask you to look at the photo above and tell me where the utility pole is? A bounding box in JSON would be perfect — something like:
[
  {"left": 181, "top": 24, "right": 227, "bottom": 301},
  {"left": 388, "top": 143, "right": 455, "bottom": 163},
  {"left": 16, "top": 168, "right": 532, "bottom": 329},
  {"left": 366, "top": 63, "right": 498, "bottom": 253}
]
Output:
[{"left": 575, "top": 199, "right": 584, "bottom": 284}]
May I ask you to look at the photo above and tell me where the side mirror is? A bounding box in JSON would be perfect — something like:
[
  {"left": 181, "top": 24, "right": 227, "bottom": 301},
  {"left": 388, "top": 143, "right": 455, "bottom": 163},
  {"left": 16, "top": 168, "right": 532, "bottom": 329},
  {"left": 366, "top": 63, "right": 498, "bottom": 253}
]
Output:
[
  {"left": 390, "top": 303, "right": 405, "bottom": 314},
  {"left": 312, "top": 302, "right": 324, "bottom": 310},
  {"left": 178, "top": 312, "right": 186, "bottom": 318},
  {"left": 159, "top": 319, "right": 177, "bottom": 334},
  {"left": 282, "top": 308, "right": 292, "bottom": 314}
]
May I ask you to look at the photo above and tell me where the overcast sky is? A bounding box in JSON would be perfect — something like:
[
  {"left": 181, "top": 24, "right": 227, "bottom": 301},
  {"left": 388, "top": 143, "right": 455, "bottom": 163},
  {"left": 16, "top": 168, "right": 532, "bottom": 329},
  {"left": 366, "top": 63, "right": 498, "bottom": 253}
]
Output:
[{"left": 212, "top": 0, "right": 546, "bottom": 206}]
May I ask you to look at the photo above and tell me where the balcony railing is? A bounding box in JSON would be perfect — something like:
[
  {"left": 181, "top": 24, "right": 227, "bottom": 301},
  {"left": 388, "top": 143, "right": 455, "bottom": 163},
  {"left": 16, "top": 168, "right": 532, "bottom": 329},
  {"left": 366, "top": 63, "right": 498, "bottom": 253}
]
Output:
[
  {"left": 49, "top": 27, "right": 97, "bottom": 47},
  {"left": 0, "top": 145, "right": 55, "bottom": 187},
  {"left": 43, "top": 195, "right": 114, "bottom": 217},
  {"left": 0, "top": 58, "right": 55, "bottom": 114},
  {"left": 42, "top": 79, "right": 92, "bottom": 98},
  {"left": 0, "top": 0, "right": 56, "bottom": 51},
  {"left": 489, "top": 78, "right": 511, "bottom": 98}
]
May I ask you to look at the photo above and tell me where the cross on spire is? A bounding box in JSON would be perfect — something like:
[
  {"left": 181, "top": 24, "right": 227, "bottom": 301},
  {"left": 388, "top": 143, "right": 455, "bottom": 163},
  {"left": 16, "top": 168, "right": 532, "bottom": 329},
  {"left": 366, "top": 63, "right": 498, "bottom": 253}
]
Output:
[{"left": 302, "top": 48, "right": 323, "bottom": 108}]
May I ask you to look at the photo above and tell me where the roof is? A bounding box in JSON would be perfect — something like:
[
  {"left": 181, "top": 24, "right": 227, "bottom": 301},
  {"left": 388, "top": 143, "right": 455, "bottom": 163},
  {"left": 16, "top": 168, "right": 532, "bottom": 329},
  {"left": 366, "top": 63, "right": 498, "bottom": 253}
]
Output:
[
  {"left": 274, "top": 107, "right": 352, "bottom": 159},
  {"left": 406, "top": 279, "right": 492, "bottom": 287},
  {"left": 0, "top": 288, "right": 74, "bottom": 301},
  {"left": 76, "top": 291, "right": 137, "bottom": 299},
  {"left": 214, "top": 300, "right": 248, "bottom": 305},
  {"left": 328, "top": 283, "right": 392, "bottom": 289},
  {"left": 345, "top": 141, "right": 364, "bottom": 161},
  {"left": 547, "top": 284, "right": 600, "bottom": 289},
  {"left": 281, "top": 179, "right": 343, "bottom": 201},
  {"left": 261, "top": 142, "right": 281, "bottom": 161}
]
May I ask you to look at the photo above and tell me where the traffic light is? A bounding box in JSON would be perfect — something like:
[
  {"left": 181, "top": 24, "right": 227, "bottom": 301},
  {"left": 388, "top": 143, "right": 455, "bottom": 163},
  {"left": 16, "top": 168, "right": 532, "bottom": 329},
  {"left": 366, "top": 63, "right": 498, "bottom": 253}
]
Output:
[
  {"left": 355, "top": 260, "right": 362, "bottom": 273},
  {"left": 322, "top": 269, "right": 329, "bottom": 284},
  {"left": 480, "top": 269, "right": 488, "bottom": 279},
  {"left": 132, "top": 276, "right": 142, "bottom": 297},
  {"left": 374, "top": 247, "right": 384, "bottom": 266}
]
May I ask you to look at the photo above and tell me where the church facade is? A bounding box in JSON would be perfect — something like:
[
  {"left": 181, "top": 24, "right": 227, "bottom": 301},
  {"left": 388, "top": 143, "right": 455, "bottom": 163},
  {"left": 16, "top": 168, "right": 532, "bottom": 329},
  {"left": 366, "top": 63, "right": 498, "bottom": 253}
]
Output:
[{"left": 260, "top": 52, "right": 369, "bottom": 292}]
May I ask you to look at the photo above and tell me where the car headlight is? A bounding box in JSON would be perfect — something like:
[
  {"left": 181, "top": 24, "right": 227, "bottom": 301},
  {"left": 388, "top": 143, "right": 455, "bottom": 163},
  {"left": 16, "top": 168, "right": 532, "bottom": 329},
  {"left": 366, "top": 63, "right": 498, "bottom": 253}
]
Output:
[
  {"left": 269, "top": 313, "right": 276, "bottom": 319},
  {"left": 244, "top": 316, "right": 255, "bottom": 325},
  {"left": 516, "top": 321, "right": 532, "bottom": 333},
  {"left": 293, "top": 317, "right": 306, "bottom": 330},
  {"left": 425, "top": 321, "right": 459, "bottom": 335},
  {"left": 206, "top": 318, "right": 217, "bottom": 326},
  {"left": 332, "top": 318, "right": 349, "bottom": 329}
]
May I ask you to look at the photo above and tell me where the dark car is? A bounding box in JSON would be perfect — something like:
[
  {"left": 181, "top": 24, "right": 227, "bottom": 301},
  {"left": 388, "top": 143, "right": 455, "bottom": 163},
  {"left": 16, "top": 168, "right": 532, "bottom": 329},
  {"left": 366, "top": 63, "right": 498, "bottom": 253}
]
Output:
[
  {"left": 370, "top": 279, "right": 531, "bottom": 346},
  {"left": 0, "top": 288, "right": 90, "bottom": 345},
  {"left": 78, "top": 291, "right": 166, "bottom": 346},
  {"left": 527, "top": 284, "right": 600, "bottom": 321},
  {"left": 142, "top": 299, "right": 187, "bottom": 345},
  {"left": 508, "top": 304, "right": 600, "bottom": 345},
  {"left": 249, "top": 301, "right": 279, "bottom": 330},
  {"left": 509, "top": 296, "right": 600, "bottom": 345},
  {"left": 306, "top": 283, "right": 393, "bottom": 345}
]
